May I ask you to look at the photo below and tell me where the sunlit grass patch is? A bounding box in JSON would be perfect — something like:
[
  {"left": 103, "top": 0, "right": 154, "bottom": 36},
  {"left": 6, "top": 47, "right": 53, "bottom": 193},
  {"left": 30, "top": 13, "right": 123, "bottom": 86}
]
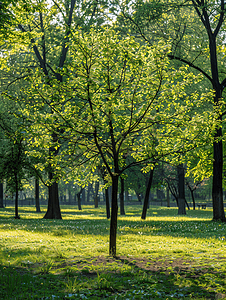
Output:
[{"left": 0, "top": 205, "right": 226, "bottom": 299}]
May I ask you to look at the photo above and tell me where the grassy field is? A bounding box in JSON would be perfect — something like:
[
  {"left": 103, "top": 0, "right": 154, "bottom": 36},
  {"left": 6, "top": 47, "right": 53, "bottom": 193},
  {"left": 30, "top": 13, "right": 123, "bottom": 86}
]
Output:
[{"left": 0, "top": 205, "right": 226, "bottom": 299}]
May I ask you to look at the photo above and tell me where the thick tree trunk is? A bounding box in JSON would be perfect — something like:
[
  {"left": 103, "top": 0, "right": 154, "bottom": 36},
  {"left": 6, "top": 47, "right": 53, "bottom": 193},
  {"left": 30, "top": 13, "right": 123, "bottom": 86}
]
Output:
[
  {"left": 208, "top": 35, "right": 225, "bottom": 221},
  {"left": 35, "top": 178, "right": 41, "bottom": 213},
  {"left": 109, "top": 175, "right": 119, "bottom": 257},
  {"left": 212, "top": 127, "right": 225, "bottom": 221},
  {"left": 141, "top": 168, "right": 154, "bottom": 220},
  {"left": 177, "top": 164, "right": 186, "bottom": 215},
  {"left": 0, "top": 182, "right": 4, "bottom": 208},
  {"left": 105, "top": 187, "right": 110, "bottom": 219},
  {"left": 120, "top": 177, "right": 125, "bottom": 215},
  {"left": 43, "top": 172, "right": 62, "bottom": 219}
]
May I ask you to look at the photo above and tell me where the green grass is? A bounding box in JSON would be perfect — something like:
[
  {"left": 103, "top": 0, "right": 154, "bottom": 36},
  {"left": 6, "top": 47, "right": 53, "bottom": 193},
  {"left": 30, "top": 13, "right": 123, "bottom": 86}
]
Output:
[{"left": 0, "top": 205, "right": 226, "bottom": 299}]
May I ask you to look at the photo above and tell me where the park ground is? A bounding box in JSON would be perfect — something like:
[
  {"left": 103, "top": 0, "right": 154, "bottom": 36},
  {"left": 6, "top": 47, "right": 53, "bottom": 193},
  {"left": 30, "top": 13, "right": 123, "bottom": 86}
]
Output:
[{"left": 0, "top": 205, "right": 226, "bottom": 299}]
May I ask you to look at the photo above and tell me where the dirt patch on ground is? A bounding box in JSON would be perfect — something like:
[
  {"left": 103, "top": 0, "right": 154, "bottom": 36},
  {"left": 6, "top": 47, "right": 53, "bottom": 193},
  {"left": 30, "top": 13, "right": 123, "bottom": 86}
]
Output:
[{"left": 53, "top": 254, "right": 217, "bottom": 275}]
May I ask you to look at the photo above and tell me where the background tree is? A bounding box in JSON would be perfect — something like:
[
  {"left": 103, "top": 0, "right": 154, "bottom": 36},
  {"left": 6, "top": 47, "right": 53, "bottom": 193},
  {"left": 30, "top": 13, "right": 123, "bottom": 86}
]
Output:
[{"left": 118, "top": 0, "right": 226, "bottom": 221}]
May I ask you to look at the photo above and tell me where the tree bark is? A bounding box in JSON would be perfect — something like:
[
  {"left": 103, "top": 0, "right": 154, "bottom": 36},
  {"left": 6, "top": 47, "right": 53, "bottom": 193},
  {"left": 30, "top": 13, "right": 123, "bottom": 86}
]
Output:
[
  {"left": 0, "top": 182, "right": 4, "bottom": 208},
  {"left": 141, "top": 168, "right": 154, "bottom": 220},
  {"left": 212, "top": 127, "right": 225, "bottom": 220},
  {"left": 35, "top": 178, "right": 41, "bottom": 213},
  {"left": 77, "top": 189, "right": 82, "bottom": 211},
  {"left": 43, "top": 172, "right": 62, "bottom": 219},
  {"left": 120, "top": 177, "right": 125, "bottom": 215},
  {"left": 109, "top": 175, "right": 119, "bottom": 257},
  {"left": 177, "top": 164, "right": 186, "bottom": 215},
  {"left": 94, "top": 181, "right": 99, "bottom": 208}
]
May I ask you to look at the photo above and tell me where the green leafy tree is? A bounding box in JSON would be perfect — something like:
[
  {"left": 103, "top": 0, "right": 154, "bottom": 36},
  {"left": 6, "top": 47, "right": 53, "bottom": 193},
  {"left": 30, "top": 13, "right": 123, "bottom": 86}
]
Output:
[
  {"left": 118, "top": 0, "right": 226, "bottom": 221},
  {"left": 26, "top": 28, "right": 213, "bottom": 256}
]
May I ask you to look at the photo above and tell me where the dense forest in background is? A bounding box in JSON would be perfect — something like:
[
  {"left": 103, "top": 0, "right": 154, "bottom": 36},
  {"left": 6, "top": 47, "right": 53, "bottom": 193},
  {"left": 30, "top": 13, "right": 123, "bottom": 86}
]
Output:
[{"left": 0, "top": 0, "right": 226, "bottom": 255}]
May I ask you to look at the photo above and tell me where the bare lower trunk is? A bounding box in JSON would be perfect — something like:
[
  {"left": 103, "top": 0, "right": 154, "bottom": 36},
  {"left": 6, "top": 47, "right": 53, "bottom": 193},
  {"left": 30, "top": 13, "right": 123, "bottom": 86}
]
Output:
[
  {"left": 109, "top": 175, "right": 119, "bottom": 257},
  {"left": 177, "top": 164, "right": 186, "bottom": 215},
  {"left": 94, "top": 181, "right": 99, "bottom": 208},
  {"left": 44, "top": 172, "right": 62, "bottom": 219},
  {"left": 141, "top": 168, "right": 154, "bottom": 220},
  {"left": 212, "top": 131, "right": 226, "bottom": 221},
  {"left": 77, "top": 193, "right": 82, "bottom": 210}
]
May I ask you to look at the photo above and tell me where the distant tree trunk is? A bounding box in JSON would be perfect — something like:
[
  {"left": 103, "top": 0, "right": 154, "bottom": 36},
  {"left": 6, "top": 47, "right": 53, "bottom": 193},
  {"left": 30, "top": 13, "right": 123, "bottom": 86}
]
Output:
[
  {"left": 125, "top": 190, "right": 129, "bottom": 202},
  {"left": 94, "top": 181, "right": 99, "bottom": 208},
  {"left": 135, "top": 191, "right": 143, "bottom": 202},
  {"left": 167, "top": 187, "right": 170, "bottom": 207},
  {"left": 109, "top": 175, "right": 119, "bottom": 257},
  {"left": 76, "top": 188, "right": 83, "bottom": 210},
  {"left": 141, "top": 168, "right": 154, "bottom": 220},
  {"left": 0, "top": 182, "right": 4, "bottom": 208},
  {"left": 43, "top": 172, "right": 62, "bottom": 219},
  {"left": 185, "top": 199, "right": 190, "bottom": 210},
  {"left": 105, "top": 187, "right": 110, "bottom": 219},
  {"left": 120, "top": 177, "right": 125, "bottom": 215},
  {"left": 35, "top": 178, "right": 41, "bottom": 213},
  {"left": 68, "top": 188, "right": 72, "bottom": 204},
  {"left": 177, "top": 164, "right": 186, "bottom": 215}
]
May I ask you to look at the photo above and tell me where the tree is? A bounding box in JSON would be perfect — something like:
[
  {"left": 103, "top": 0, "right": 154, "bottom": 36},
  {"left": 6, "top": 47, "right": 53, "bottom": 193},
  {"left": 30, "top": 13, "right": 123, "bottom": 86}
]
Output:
[
  {"left": 119, "top": 0, "right": 226, "bottom": 221},
  {"left": 30, "top": 28, "right": 210, "bottom": 256},
  {"left": 2, "top": 0, "right": 111, "bottom": 219}
]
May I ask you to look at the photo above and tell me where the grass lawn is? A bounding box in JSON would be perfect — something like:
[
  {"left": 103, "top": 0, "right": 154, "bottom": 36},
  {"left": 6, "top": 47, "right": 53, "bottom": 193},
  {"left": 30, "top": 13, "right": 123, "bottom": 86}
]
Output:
[{"left": 0, "top": 205, "right": 226, "bottom": 299}]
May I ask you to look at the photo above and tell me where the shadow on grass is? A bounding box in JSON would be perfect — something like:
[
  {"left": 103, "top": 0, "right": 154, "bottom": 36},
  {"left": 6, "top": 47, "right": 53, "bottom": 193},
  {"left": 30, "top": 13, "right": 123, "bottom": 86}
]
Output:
[{"left": 0, "top": 256, "right": 223, "bottom": 299}]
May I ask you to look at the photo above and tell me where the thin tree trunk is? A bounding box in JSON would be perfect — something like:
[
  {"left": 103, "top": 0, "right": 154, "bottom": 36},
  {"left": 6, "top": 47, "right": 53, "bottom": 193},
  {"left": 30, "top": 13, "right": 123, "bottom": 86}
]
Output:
[
  {"left": 188, "top": 187, "right": 196, "bottom": 210},
  {"left": 109, "top": 175, "right": 119, "bottom": 257},
  {"left": 35, "top": 178, "right": 41, "bottom": 213},
  {"left": 141, "top": 168, "right": 154, "bottom": 220},
  {"left": 0, "top": 182, "right": 4, "bottom": 208},
  {"left": 120, "top": 177, "right": 125, "bottom": 215},
  {"left": 94, "top": 181, "right": 99, "bottom": 208},
  {"left": 77, "top": 189, "right": 82, "bottom": 211}
]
